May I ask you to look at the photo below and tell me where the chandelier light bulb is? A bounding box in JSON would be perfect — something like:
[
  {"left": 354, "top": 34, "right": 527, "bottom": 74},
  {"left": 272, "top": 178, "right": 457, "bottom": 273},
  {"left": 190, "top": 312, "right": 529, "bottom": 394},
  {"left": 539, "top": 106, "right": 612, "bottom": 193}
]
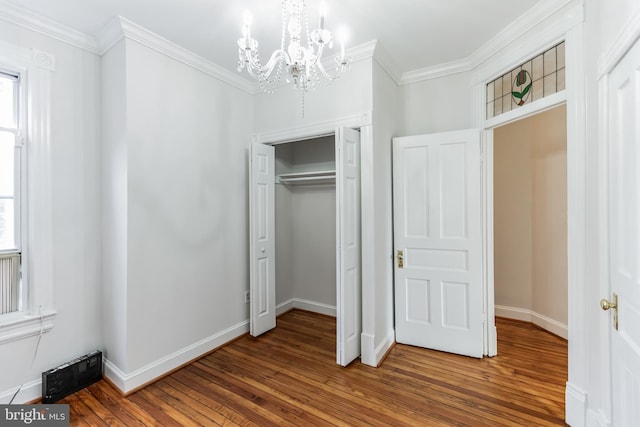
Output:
[
  {"left": 242, "top": 10, "right": 252, "bottom": 40},
  {"left": 336, "top": 26, "right": 348, "bottom": 60},
  {"left": 319, "top": 2, "right": 327, "bottom": 30},
  {"left": 236, "top": 0, "right": 350, "bottom": 94}
]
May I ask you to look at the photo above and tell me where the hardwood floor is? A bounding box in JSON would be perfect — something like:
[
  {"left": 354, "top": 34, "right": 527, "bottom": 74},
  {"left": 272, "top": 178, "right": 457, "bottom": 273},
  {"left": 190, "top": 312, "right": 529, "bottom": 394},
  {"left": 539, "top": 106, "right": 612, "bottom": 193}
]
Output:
[{"left": 61, "top": 310, "right": 568, "bottom": 426}]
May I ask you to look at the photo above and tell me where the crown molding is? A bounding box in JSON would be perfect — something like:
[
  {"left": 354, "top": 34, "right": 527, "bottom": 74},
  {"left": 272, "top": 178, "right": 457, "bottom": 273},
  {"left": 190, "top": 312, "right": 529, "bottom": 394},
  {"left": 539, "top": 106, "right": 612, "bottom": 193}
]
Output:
[
  {"left": 401, "top": 57, "right": 473, "bottom": 85},
  {"left": 0, "top": 3, "right": 256, "bottom": 94},
  {"left": 349, "top": 39, "right": 377, "bottom": 63},
  {"left": 0, "top": 0, "right": 585, "bottom": 92},
  {"left": 0, "top": 0, "right": 100, "bottom": 54},
  {"left": 398, "top": 0, "right": 579, "bottom": 85},
  {"left": 468, "top": 0, "right": 576, "bottom": 69},
  {"left": 98, "top": 16, "right": 255, "bottom": 94}
]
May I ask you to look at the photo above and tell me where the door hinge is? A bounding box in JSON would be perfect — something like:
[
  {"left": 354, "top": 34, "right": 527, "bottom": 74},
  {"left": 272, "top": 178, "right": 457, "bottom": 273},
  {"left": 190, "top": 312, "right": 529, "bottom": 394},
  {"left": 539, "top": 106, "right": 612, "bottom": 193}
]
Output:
[{"left": 397, "top": 250, "right": 404, "bottom": 269}]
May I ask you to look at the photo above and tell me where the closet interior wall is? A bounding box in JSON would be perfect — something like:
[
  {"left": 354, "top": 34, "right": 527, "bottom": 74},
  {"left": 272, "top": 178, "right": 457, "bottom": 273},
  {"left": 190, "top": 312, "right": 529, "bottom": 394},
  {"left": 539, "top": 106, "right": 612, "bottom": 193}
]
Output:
[
  {"left": 274, "top": 136, "right": 337, "bottom": 314},
  {"left": 493, "top": 105, "right": 568, "bottom": 335}
]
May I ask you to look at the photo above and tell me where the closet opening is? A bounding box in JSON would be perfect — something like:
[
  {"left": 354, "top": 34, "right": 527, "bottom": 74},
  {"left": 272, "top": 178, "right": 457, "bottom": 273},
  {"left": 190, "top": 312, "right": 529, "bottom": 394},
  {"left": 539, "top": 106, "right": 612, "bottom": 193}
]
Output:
[
  {"left": 493, "top": 104, "right": 568, "bottom": 341},
  {"left": 274, "top": 136, "right": 338, "bottom": 324},
  {"left": 249, "top": 128, "right": 362, "bottom": 366}
]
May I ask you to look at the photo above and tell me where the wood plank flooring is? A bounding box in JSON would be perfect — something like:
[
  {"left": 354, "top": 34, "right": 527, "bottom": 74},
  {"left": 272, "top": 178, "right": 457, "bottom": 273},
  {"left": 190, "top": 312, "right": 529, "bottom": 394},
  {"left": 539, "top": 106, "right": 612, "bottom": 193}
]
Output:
[{"left": 60, "top": 310, "right": 568, "bottom": 426}]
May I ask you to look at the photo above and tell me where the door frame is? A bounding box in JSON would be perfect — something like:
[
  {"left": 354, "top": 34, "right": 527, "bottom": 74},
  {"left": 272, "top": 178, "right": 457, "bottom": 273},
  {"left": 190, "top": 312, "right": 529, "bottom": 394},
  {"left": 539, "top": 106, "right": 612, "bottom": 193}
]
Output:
[
  {"left": 252, "top": 111, "right": 373, "bottom": 358},
  {"left": 482, "top": 93, "right": 568, "bottom": 354},
  {"left": 471, "top": 5, "right": 587, "bottom": 423}
]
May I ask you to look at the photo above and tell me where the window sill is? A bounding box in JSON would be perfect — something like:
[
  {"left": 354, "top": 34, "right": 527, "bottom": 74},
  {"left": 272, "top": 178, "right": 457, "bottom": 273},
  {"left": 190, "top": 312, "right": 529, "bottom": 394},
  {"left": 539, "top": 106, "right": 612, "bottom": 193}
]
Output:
[{"left": 0, "top": 309, "right": 56, "bottom": 345}]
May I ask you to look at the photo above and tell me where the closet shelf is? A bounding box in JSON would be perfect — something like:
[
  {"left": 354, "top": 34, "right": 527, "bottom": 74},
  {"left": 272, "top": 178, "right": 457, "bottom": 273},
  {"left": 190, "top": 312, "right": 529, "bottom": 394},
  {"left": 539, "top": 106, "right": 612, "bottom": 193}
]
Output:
[{"left": 277, "top": 170, "right": 336, "bottom": 185}]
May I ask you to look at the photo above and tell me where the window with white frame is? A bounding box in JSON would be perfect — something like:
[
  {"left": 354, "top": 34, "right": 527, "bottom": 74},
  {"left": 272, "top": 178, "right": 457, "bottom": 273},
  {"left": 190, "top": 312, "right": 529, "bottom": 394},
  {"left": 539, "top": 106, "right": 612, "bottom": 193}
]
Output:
[
  {"left": 0, "top": 71, "right": 22, "bottom": 315},
  {"left": 0, "top": 45, "right": 56, "bottom": 345}
]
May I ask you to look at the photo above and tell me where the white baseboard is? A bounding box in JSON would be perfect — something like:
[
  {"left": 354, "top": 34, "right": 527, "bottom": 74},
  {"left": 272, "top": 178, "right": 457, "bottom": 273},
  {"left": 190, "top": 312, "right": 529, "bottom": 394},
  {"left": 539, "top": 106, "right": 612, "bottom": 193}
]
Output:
[
  {"left": 0, "top": 378, "right": 41, "bottom": 404},
  {"left": 374, "top": 332, "right": 395, "bottom": 366},
  {"left": 360, "top": 332, "right": 376, "bottom": 367},
  {"left": 531, "top": 311, "right": 568, "bottom": 340},
  {"left": 566, "top": 381, "right": 587, "bottom": 427},
  {"left": 276, "top": 298, "right": 336, "bottom": 317},
  {"left": 360, "top": 331, "right": 395, "bottom": 367},
  {"left": 495, "top": 305, "right": 532, "bottom": 322},
  {"left": 276, "top": 299, "right": 294, "bottom": 316},
  {"left": 495, "top": 305, "right": 568, "bottom": 339},
  {"left": 104, "top": 319, "right": 249, "bottom": 394}
]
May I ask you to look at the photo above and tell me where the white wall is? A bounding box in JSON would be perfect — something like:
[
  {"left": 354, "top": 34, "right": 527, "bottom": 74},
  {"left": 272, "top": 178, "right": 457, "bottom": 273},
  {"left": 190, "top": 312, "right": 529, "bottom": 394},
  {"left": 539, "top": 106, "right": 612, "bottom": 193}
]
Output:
[
  {"left": 290, "top": 187, "right": 336, "bottom": 307},
  {"left": 253, "top": 59, "right": 373, "bottom": 134},
  {"left": 101, "top": 36, "right": 254, "bottom": 385},
  {"left": 494, "top": 122, "right": 534, "bottom": 311},
  {"left": 400, "top": 72, "right": 474, "bottom": 136},
  {"left": 275, "top": 185, "right": 294, "bottom": 307},
  {"left": 363, "top": 58, "right": 400, "bottom": 365},
  {"left": 531, "top": 107, "right": 568, "bottom": 326},
  {"left": 494, "top": 105, "right": 568, "bottom": 332},
  {"left": 274, "top": 138, "right": 337, "bottom": 310},
  {"left": 101, "top": 38, "right": 128, "bottom": 372},
  {"left": 0, "top": 22, "right": 102, "bottom": 402}
]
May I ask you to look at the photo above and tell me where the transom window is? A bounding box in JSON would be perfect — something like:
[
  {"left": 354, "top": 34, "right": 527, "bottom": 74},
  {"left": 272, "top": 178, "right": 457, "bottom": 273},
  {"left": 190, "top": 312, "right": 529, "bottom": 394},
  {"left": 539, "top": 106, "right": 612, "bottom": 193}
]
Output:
[{"left": 486, "top": 41, "right": 565, "bottom": 119}]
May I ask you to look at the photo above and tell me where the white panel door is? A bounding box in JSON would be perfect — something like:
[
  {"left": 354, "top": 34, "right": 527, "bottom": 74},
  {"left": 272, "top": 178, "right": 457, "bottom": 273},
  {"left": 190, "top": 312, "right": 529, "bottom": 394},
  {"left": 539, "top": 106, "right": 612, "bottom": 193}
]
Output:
[
  {"left": 605, "top": 36, "right": 640, "bottom": 426},
  {"left": 393, "top": 130, "right": 483, "bottom": 358},
  {"left": 249, "top": 143, "right": 276, "bottom": 337},
  {"left": 336, "top": 127, "right": 362, "bottom": 366}
]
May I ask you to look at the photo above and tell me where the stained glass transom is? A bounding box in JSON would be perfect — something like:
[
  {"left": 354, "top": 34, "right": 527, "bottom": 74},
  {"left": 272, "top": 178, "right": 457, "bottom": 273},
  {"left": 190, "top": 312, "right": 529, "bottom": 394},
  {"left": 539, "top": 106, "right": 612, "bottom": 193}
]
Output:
[{"left": 486, "top": 41, "right": 565, "bottom": 119}]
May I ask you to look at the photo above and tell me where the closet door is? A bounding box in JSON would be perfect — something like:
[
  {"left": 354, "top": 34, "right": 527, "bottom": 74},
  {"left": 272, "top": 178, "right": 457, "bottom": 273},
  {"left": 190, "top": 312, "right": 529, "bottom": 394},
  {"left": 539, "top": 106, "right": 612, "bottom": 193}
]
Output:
[
  {"left": 249, "top": 143, "right": 276, "bottom": 336},
  {"left": 336, "top": 127, "right": 362, "bottom": 366}
]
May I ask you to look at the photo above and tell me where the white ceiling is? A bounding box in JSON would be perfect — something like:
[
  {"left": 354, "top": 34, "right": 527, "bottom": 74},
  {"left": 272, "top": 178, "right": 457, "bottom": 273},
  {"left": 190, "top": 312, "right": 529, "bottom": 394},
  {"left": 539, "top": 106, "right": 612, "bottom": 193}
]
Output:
[{"left": 7, "top": 0, "right": 543, "bottom": 79}]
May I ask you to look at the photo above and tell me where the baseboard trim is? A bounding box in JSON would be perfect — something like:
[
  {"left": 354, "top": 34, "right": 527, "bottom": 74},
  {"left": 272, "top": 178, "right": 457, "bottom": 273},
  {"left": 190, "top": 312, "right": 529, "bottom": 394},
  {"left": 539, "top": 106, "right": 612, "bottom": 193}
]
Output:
[
  {"left": 276, "top": 298, "right": 336, "bottom": 318},
  {"left": 495, "top": 305, "right": 568, "bottom": 339},
  {"left": 566, "top": 381, "right": 587, "bottom": 427},
  {"left": 276, "top": 299, "right": 295, "bottom": 317},
  {"left": 103, "top": 319, "right": 249, "bottom": 394},
  {"left": 360, "top": 332, "right": 376, "bottom": 367},
  {"left": 374, "top": 333, "right": 396, "bottom": 367},
  {"left": 0, "top": 378, "right": 41, "bottom": 404}
]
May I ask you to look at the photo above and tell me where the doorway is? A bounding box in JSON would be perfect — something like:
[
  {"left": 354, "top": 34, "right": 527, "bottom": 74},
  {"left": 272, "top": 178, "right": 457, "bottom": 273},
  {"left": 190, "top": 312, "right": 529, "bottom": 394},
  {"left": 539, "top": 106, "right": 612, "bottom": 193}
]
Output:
[
  {"left": 493, "top": 104, "right": 568, "bottom": 339},
  {"left": 248, "top": 128, "right": 362, "bottom": 366}
]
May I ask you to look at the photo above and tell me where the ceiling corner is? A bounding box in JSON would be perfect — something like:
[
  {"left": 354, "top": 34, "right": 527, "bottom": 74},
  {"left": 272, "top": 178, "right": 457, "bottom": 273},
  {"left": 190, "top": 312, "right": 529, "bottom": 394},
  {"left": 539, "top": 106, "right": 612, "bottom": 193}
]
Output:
[
  {"left": 96, "top": 15, "right": 126, "bottom": 55},
  {"left": 371, "top": 41, "right": 403, "bottom": 85}
]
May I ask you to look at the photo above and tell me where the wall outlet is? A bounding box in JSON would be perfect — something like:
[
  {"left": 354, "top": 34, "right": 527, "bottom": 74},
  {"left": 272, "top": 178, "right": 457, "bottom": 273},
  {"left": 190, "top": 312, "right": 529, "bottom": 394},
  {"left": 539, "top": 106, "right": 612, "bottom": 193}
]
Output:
[{"left": 244, "top": 290, "right": 250, "bottom": 304}]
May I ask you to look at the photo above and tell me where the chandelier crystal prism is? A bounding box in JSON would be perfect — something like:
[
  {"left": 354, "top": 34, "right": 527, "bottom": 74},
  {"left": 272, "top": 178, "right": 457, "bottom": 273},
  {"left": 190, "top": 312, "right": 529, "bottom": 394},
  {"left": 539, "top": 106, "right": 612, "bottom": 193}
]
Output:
[{"left": 237, "top": 0, "right": 350, "bottom": 93}]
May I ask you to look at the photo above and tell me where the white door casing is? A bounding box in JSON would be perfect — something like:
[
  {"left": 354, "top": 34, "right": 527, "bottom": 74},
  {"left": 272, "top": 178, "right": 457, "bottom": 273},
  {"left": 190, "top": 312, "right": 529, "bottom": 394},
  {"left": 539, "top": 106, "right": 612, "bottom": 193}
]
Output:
[
  {"left": 604, "top": 36, "right": 640, "bottom": 426},
  {"left": 249, "top": 130, "right": 362, "bottom": 365},
  {"left": 336, "top": 127, "right": 362, "bottom": 366},
  {"left": 249, "top": 143, "right": 276, "bottom": 337},
  {"left": 393, "top": 129, "right": 483, "bottom": 358}
]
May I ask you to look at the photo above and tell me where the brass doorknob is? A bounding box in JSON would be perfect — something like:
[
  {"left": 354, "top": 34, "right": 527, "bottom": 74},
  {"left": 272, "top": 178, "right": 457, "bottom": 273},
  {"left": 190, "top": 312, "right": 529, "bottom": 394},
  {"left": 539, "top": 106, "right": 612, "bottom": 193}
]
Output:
[
  {"left": 600, "top": 298, "right": 617, "bottom": 311},
  {"left": 600, "top": 293, "right": 618, "bottom": 330}
]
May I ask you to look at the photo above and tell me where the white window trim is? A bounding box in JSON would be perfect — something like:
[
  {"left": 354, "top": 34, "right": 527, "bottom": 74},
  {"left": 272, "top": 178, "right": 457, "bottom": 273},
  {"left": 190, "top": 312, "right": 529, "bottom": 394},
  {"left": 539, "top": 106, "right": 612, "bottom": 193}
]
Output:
[{"left": 0, "top": 40, "right": 56, "bottom": 344}]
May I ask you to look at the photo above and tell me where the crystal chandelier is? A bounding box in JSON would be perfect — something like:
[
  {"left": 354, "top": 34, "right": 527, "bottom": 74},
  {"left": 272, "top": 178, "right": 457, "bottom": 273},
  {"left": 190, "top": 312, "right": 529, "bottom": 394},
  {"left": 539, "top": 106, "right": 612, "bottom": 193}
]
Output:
[{"left": 237, "top": 0, "right": 349, "bottom": 93}]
